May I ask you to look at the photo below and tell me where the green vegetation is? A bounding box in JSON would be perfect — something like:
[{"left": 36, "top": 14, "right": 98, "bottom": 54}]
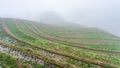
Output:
[
  {"left": 0, "top": 52, "right": 31, "bottom": 68},
  {"left": 31, "top": 21, "right": 120, "bottom": 51},
  {"left": 0, "top": 52, "right": 17, "bottom": 68},
  {"left": 0, "top": 18, "right": 120, "bottom": 68}
]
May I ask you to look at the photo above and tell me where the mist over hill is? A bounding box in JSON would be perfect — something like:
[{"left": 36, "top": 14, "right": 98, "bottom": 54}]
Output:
[
  {"left": 40, "top": 12, "right": 70, "bottom": 25},
  {"left": 39, "top": 11, "right": 120, "bottom": 37}
]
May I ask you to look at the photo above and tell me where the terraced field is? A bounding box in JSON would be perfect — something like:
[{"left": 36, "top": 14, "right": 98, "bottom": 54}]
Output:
[{"left": 0, "top": 18, "right": 120, "bottom": 68}]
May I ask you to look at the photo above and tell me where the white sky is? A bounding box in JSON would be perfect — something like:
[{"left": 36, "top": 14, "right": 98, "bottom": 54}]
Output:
[{"left": 0, "top": 0, "right": 120, "bottom": 36}]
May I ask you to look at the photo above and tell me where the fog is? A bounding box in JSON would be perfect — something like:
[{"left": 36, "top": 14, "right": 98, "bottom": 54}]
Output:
[{"left": 0, "top": 0, "right": 120, "bottom": 36}]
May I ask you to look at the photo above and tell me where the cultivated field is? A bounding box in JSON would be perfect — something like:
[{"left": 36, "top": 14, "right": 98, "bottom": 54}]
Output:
[{"left": 0, "top": 18, "right": 120, "bottom": 68}]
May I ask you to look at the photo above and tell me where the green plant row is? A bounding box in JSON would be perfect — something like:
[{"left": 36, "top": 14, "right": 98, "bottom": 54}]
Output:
[
  {"left": 32, "top": 22, "right": 120, "bottom": 51},
  {"left": 4, "top": 19, "right": 96, "bottom": 68},
  {"left": 27, "top": 21, "right": 120, "bottom": 55},
  {"left": 0, "top": 41, "right": 78, "bottom": 68},
  {"left": 3, "top": 19, "right": 81, "bottom": 68},
  {"left": 9, "top": 18, "right": 120, "bottom": 67}
]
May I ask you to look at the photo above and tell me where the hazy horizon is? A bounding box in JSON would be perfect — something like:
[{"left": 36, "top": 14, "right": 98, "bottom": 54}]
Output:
[{"left": 0, "top": 0, "right": 120, "bottom": 36}]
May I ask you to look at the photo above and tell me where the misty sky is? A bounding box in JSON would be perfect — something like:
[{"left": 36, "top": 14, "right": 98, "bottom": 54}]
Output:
[{"left": 0, "top": 0, "right": 120, "bottom": 36}]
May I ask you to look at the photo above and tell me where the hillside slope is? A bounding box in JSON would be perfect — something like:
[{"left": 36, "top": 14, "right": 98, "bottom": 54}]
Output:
[{"left": 0, "top": 18, "right": 120, "bottom": 68}]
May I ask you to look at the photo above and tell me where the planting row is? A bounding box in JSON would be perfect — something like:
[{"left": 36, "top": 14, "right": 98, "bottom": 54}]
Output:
[
  {"left": 5, "top": 18, "right": 120, "bottom": 65},
  {"left": 31, "top": 22, "right": 120, "bottom": 48},
  {"left": 2, "top": 19, "right": 111, "bottom": 68},
  {"left": 0, "top": 41, "right": 78, "bottom": 68},
  {"left": 22, "top": 21, "right": 120, "bottom": 55},
  {"left": 0, "top": 44, "right": 44, "bottom": 68}
]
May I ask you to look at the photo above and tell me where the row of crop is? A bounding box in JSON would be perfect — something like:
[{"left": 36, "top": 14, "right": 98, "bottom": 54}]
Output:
[
  {"left": 28, "top": 22, "right": 120, "bottom": 55},
  {"left": 0, "top": 19, "right": 104, "bottom": 67},
  {"left": 0, "top": 40, "right": 78, "bottom": 68},
  {"left": 0, "top": 44, "right": 44, "bottom": 68},
  {"left": 11, "top": 18, "right": 103, "bottom": 68},
  {"left": 36, "top": 26, "right": 120, "bottom": 41},
  {"left": 14, "top": 19, "right": 120, "bottom": 68},
  {"left": 59, "top": 38, "right": 120, "bottom": 47},
  {"left": 3, "top": 19, "right": 82, "bottom": 68},
  {"left": 57, "top": 36, "right": 120, "bottom": 41},
  {"left": 0, "top": 19, "right": 44, "bottom": 68},
  {"left": 0, "top": 20, "right": 62, "bottom": 68},
  {"left": 33, "top": 22, "right": 120, "bottom": 48},
  {"left": 36, "top": 23, "right": 120, "bottom": 40}
]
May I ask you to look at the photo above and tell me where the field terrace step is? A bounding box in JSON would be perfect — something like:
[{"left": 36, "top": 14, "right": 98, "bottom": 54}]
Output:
[
  {"left": 0, "top": 42, "right": 78, "bottom": 68},
  {"left": 0, "top": 44, "right": 44, "bottom": 67},
  {"left": 25, "top": 22, "right": 120, "bottom": 56},
  {"left": 15, "top": 20, "right": 120, "bottom": 68},
  {"left": 0, "top": 21, "right": 87, "bottom": 67},
  {"left": 2, "top": 18, "right": 119, "bottom": 68}
]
